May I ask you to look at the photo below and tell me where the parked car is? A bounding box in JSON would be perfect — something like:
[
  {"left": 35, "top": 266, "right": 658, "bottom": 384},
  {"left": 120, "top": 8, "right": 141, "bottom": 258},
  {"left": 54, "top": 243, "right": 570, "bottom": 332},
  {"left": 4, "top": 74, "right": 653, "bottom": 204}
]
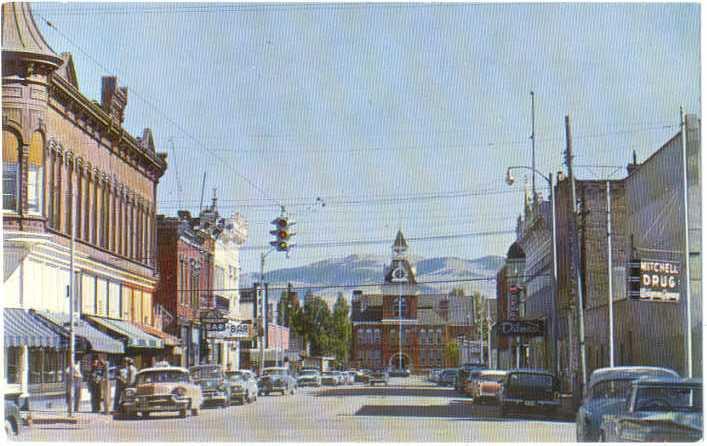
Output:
[
  {"left": 463, "top": 370, "right": 487, "bottom": 397},
  {"left": 297, "top": 369, "right": 322, "bottom": 387},
  {"left": 456, "top": 365, "right": 487, "bottom": 393},
  {"left": 120, "top": 366, "right": 203, "bottom": 418},
  {"left": 334, "top": 371, "right": 347, "bottom": 385},
  {"left": 576, "top": 366, "right": 680, "bottom": 442},
  {"left": 599, "top": 377, "right": 702, "bottom": 442},
  {"left": 355, "top": 369, "right": 371, "bottom": 383},
  {"left": 225, "top": 370, "right": 259, "bottom": 404},
  {"left": 390, "top": 368, "right": 411, "bottom": 378},
  {"left": 369, "top": 369, "right": 389, "bottom": 386},
  {"left": 258, "top": 367, "right": 297, "bottom": 396},
  {"left": 189, "top": 364, "right": 231, "bottom": 408},
  {"left": 321, "top": 371, "right": 339, "bottom": 386},
  {"left": 498, "top": 369, "right": 560, "bottom": 417},
  {"left": 344, "top": 371, "right": 357, "bottom": 385},
  {"left": 429, "top": 368, "right": 442, "bottom": 383},
  {"left": 437, "top": 369, "right": 458, "bottom": 387},
  {"left": 470, "top": 370, "right": 507, "bottom": 403},
  {"left": 5, "top": 399, "right": 21, "bottom": 436}
]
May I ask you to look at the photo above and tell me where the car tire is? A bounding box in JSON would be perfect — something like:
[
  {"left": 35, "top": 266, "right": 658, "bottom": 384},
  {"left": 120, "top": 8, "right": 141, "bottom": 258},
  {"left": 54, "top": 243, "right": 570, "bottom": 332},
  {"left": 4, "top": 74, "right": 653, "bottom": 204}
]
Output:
[
  {"left": 290, "top": 388, "right": 296, "bottom": 395},
  {"left": 179, "top": 409, "right": 187, "bottom": 418},
  {"left": 141, "top": 411, "right": 150, "bottom": 419},
  {"left": 598, "top": 431, "right": 606, "bottom": 442},
  {"left": 5, "top": 419, "right": 16, "bottom": 436}
]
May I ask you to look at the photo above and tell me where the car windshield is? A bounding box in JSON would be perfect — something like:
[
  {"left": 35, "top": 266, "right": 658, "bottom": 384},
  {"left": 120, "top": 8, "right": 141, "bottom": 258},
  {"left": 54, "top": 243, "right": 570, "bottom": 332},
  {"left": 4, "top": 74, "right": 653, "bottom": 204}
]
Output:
[
  {"left": 635, "top": 385, "right": 702, "bottom": 412},
  {"left": 263, "top": 369, "right": 287, "bottom": 377},
  {"left": 136, "top": 370, "right": 190, "bottom": 384},
  {"left": 590, "top": 379, "right": 634, "bottom": 400},
  {"left": 480, "top": 373, "right": 506, "bottom": 383},
  {"left": 510, "top": 373, "right": 553, "bottom": 387},
  {"left": 190, "top": 367, "right": 223, "bottom": 380},
  {"left": 225, "top": 371, "right": 245, "bottom": 380},
  {"left": 299, "top": 371, "right": 318, "bottom": 376}
]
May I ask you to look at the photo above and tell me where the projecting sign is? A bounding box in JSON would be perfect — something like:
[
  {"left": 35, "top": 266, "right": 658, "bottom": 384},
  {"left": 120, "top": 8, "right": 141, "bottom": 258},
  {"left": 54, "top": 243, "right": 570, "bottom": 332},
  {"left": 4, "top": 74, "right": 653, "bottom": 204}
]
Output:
[
  {"left": 628, "top": 259, "right": 681, "bottom": 302},
  {"left": 497, "top": 320, "right": 545, "bottom": 337},
  {"left": 207, "top": 321, "right": 252, "bottom": 339}
]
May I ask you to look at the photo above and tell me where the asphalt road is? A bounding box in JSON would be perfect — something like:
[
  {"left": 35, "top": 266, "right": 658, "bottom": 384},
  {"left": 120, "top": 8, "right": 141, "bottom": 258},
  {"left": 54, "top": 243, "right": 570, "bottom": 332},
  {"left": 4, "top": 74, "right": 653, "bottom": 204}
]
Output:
[{"left": 17, "top": 376, "right": 575, "bottom": 442}]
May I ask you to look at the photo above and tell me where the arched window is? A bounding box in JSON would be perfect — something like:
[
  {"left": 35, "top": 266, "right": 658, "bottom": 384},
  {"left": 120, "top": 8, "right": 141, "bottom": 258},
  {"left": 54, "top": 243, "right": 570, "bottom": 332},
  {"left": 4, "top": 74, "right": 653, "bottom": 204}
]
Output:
[
  {"left": 27, "top": 131, "right": 44, "bottom": 213},
  {"left": 393, "top": 297, "right": 408, "bottom": 318},
  {"left": 389, "top": 329, "right": 397, "bottom": 345},
  {"left": 3, "top": 130, "right": 20, "bottom": 211},
  {"left": 373, "top": 329, "right": 381, "bottom": 343},
  {"left": 366, "top": 328, "right": 373, "bottom": 344}
]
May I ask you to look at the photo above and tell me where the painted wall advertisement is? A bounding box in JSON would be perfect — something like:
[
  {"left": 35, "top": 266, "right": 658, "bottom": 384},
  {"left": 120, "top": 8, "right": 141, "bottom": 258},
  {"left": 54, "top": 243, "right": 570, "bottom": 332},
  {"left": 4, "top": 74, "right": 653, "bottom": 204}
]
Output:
[{"left": 628, "top": 259, "right": 681, "bottom": 302}]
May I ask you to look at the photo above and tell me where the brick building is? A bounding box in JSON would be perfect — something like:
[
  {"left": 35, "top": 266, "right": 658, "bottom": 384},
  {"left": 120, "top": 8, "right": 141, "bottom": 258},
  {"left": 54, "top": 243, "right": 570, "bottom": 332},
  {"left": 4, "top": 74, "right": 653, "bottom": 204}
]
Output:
[
  {"left": 351, "top": 231, "right": 476, "bottom": 371},
  {"left": 3, "top": 2, "right": 169, "bottom": 407}
]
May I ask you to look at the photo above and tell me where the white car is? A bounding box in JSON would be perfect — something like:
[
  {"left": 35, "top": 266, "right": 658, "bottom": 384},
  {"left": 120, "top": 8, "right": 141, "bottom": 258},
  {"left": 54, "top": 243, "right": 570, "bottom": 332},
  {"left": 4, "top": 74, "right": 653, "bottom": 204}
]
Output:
[{"left": 345, "top": 371, "right": 356, "bottom": 385}]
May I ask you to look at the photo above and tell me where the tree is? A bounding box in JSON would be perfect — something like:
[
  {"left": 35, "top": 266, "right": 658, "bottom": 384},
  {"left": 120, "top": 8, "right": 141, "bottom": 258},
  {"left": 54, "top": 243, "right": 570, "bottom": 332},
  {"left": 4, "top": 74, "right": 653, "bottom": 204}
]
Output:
[
  {"left": 444, "top": 340, "right": 460, "bottom": 367},
  {"left": 330, "top": 293, "right": 352, "bottom": 366},
  {"left": 296, "top": 295, "right": 332, "bottom": 357}
]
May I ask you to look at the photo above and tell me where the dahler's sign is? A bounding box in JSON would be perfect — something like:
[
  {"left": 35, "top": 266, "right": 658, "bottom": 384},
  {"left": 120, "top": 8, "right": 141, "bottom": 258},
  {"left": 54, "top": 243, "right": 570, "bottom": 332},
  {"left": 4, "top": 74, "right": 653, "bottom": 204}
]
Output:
[
  {"left": 628, "top": 259, "right": 681, "bottom": 302},
  {"left": 208, "top": 321, "right": 252, "bottom": 339},
  {"left": 497, "top": 320, "right": 545, "bottom": 337}
]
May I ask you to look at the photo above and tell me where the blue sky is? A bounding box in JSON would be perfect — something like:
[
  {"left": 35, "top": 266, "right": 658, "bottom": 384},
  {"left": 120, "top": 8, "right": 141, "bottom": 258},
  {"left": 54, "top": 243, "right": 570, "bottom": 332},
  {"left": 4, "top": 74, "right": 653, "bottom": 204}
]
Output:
[{"left": 33, "top": 2, "right": 700, "bottom": 275}]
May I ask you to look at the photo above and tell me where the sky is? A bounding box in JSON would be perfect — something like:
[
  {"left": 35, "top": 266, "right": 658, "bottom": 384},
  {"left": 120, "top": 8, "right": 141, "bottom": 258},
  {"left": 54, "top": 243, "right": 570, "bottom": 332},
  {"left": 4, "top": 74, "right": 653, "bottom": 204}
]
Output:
[{"left": 32, "top": 2, "right": 700, "bottom": 276}]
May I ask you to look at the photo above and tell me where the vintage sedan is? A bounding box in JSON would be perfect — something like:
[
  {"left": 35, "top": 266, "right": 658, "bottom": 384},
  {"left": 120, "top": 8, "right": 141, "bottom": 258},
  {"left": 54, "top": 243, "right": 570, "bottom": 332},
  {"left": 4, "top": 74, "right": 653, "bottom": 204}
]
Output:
[
  {"left": 258, "top": 367, "right": 297, "bottom": 396},
  {"left": 437, "top": 369, "right": 458, "bottom": 387},
  {"left": 470, "top": 370, "right": 507, "bottom": 402},
  {"left": 189, "top": 364, "right": 231, "bottom": 408},
  {"left": 120, "top": 367, "right": 203, "bottom": 418},
  {"left": 297, "top": 369, "right": 322, "bottom": 387},
  {"left": 344, "top": 371, "right": 357, "bottom": 385},
  {"left": 576, "top": 366, "right": 679, "bottom": 442},
  {"left": 599, "top": 377, "right": 702, "bottom": 442},
  {"left": 369, "top": 369, "right": 389, "bottom": 386},
  {"left": 225, "top": 370, "right": 258, "bottom": 404},
  {"left": 498, "top": 369, "right": 560, "bottom": 417},
  {"left": 463, "top": 370, "right": 486, "bottom": 397},
  {"left": 355, "top": 369, "right": 371, "bottom": 383},
  {"left": 321, "top": 371, "right": 340, "bottom": 386}
]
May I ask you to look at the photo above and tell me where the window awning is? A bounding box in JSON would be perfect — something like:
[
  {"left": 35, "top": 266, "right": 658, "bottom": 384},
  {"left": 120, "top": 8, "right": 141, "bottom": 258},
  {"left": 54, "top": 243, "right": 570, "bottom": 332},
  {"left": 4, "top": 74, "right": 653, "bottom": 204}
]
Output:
[
  {"left": 4, "top": 308, "right": 67, "bottom": 348},
  {"left": 87, "top": 316, "right": 164, "bottom": 349},
  {"left": 37, "top": 312, "right": 124, "bottom": 355},
  {"left": 134, "top": 323, "right": 180, "bottom": 347}
]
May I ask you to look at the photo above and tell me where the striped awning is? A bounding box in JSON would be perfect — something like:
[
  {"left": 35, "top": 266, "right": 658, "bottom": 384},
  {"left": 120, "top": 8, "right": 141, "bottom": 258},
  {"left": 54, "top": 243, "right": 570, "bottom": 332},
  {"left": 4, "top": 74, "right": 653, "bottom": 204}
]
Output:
[
  {"left": 37, "top": 312, "right": 124, "bottom": 354},
  {"left": 4, "top": 308, "right": 67, "bottom": 348},
  {"left": 87, "top": 316, "right": 164, "bottom": 349},
  {"left": 134, "top": 322, "right": 180, "bottom": 347}
]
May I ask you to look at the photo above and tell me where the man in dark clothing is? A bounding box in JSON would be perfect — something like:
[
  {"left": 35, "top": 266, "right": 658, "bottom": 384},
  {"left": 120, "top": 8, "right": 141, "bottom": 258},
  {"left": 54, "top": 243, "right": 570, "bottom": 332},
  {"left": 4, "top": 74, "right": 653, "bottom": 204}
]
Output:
[
  {"left": 88, "top": 359, "right": 104, "bottom": 413},
  {"left": 113, "top": 358, "right": 130, "bottom": 412}
]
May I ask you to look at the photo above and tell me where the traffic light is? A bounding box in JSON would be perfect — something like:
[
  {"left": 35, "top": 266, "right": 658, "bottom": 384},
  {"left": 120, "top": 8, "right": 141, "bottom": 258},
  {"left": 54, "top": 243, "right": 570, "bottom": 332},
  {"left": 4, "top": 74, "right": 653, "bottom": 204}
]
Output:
[{"left": 270, "top": 216, "right": 295, "bottom": 252}]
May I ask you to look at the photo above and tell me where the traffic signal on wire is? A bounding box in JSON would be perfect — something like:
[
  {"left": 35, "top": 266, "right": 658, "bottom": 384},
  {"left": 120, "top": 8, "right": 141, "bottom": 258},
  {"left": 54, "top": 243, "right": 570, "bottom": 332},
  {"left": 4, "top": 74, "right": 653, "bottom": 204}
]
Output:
[{"left": 270, "top": 216, "right": 295, "bottom": 252}]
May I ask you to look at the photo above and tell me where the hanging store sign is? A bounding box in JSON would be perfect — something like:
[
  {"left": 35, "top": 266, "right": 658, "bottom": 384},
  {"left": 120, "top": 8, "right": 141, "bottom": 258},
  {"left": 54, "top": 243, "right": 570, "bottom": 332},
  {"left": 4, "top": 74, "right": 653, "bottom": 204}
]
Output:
[
  {"left": 628, "top": 259, "right": 681, "bottom": 302},
  {"left": 207, "top": 321, "right": 252, "bottom": 339},
  {"left": 497, "top": 319, "right": 545, "bottom": 337}
]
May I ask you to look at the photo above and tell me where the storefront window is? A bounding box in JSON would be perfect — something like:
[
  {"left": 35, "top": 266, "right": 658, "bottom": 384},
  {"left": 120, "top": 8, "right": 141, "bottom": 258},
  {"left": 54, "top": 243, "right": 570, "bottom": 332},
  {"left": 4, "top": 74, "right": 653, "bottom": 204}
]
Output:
[
  {"left": 5, "top": 347, "right": 20, "bottom": 384},
  {"left": 29, "top": 349, "right": 65, "bottom": 385}
]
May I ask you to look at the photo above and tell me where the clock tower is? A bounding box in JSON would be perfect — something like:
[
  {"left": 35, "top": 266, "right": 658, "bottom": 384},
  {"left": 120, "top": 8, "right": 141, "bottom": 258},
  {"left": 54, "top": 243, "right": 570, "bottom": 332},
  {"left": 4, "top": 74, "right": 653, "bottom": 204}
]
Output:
[{"left": 384, "top": 230, "right": 416, "bottom": 285}]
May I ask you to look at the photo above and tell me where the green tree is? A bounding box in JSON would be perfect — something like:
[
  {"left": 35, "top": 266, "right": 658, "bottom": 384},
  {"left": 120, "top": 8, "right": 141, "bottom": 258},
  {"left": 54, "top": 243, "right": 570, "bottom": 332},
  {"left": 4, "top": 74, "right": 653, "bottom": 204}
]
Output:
[
  {"left": 330, "top": 293, "right": 352, "bottom": 366},
  {"left": 444, "top": 340, "right": 460, "bottom": 367},
  {"left": 297, "top": 295, "right": 332, "bottom": 357}
]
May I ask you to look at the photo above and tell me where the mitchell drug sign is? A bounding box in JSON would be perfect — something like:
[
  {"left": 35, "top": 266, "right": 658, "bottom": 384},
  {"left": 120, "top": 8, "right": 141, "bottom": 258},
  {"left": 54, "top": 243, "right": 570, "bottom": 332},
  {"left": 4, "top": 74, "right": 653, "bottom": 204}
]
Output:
[{"left": 629, "top": 259, "right": 681, "bottom": 302}]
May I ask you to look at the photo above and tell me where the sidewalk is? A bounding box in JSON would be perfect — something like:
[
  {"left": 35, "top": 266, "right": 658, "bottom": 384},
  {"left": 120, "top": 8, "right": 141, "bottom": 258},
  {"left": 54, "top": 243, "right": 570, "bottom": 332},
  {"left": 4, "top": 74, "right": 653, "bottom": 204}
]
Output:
[{"left": 30, "top": 386, "right": 119, "bottom": 425}]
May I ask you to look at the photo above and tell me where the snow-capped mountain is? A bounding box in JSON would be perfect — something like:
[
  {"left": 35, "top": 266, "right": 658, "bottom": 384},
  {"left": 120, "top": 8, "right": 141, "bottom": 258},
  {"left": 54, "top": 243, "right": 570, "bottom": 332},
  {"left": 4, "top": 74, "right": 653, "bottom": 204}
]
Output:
[{"left": 240, "top": 254, "right": 504, "bottom": 306}]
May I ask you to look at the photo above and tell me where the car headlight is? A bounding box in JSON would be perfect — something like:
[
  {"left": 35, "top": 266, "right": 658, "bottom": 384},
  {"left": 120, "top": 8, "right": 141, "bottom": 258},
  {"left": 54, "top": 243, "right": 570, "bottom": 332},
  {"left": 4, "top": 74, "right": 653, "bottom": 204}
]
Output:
[{"left": 171, "top": 387, "right": 187, "bottom": 397}]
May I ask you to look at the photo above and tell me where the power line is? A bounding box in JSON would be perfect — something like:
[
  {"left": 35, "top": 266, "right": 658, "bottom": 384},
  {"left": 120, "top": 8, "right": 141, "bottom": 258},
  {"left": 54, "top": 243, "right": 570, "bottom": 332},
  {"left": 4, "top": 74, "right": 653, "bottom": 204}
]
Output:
[{"left": 37, "top": 14, "right": 281, "bottom": 209}]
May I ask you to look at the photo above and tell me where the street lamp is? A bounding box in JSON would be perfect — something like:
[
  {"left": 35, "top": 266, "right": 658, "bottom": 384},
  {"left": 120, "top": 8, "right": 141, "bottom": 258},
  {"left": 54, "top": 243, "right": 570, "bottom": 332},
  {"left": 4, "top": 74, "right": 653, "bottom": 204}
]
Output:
[{"left": 505, "top": 166, "right": 559, "bottom": 377}]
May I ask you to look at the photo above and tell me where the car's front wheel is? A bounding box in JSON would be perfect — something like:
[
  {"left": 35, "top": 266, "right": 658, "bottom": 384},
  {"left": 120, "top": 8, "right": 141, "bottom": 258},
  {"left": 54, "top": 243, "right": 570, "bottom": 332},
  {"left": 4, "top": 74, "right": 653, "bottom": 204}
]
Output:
[
  {"left": 179, "top": 409, "right": 187, "bottom": 418},
  {"left": 141, "top": 411, "right": 150, "bottom": 419}
]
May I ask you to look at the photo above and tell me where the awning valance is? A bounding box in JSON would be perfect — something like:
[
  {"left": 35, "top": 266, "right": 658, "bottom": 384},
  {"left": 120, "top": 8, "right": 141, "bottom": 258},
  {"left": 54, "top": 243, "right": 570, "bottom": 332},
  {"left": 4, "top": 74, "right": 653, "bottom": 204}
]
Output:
[
  {"left": 134, "top": 323, "right": 180, "bottom": 347},
  {"left": 4, "top": 308, "right": 67, "bottom": 348},
  {"left": 37, "top": 312, "right": 124, "bottom": 354},
  {"left": 87, "top": 316, "right": 164, "bottom": 349}
]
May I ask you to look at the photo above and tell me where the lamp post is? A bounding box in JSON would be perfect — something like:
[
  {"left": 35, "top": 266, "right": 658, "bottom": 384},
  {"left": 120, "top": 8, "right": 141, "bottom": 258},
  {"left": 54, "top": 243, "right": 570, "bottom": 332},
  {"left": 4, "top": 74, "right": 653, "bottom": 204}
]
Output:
[
  {"left": 505, "top": 166, "right": 559, "bottom": 377},
  {"left": 259, "top": 248, "right": 274, "bottom": 375}
]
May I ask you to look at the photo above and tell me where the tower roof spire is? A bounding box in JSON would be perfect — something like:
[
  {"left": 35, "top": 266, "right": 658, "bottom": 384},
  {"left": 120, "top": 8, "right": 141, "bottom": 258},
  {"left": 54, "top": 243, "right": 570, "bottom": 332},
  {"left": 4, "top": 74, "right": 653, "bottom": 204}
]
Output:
[
  {"left": 392, "top": 229, "right": 408, "bottom": 255},
  {"left": 2, "top": 3, "right": 62, "bottom": 68}
]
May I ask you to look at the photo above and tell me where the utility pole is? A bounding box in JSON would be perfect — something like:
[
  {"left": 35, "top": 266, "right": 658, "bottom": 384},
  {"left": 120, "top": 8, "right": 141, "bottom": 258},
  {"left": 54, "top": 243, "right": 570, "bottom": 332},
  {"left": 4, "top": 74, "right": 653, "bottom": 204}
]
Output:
[
  {"left": 531, "top": 91, "right": 536, "bottom": 201},
  {"left": 258, "top": 252, "right": 267, "bottom": 375},
  {"left": 478, "top": 296, "right": 485, "bottom": 366},
  {"left": 67, "top": 189, "right": 76, "bottom": 418},
  {"left": 606, "top": 181, "right": 615, "bottom": 367},
  {"left": 486, "top": 298, "right": 492, "bottom": 368},
  {"left": 398, "top": 282, "right": 403, "bottom": 370},
  {"left": 565, "top": 114, "right": 587, "bottom": 397},
  {"left": 680, "top": 107, "right": 693, "bottom": 378}
]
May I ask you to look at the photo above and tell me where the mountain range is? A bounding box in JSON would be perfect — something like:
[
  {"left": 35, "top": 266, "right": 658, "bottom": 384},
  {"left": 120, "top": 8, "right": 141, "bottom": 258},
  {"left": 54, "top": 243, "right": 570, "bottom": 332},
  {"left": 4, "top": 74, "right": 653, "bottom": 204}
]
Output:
[{"left": 240, "top": 254, "right": 505, "bottom": 306}]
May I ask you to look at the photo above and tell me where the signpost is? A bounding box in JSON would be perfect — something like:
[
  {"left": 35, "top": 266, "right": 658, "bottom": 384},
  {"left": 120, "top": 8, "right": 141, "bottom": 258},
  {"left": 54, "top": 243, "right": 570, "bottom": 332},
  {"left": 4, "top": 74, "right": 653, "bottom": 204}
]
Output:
[
  {"left": 497, "top": 319, "right": 546, "bottom": 337},
  {"left": 628, "top": 259, "right": 681, "bottom": 302}
]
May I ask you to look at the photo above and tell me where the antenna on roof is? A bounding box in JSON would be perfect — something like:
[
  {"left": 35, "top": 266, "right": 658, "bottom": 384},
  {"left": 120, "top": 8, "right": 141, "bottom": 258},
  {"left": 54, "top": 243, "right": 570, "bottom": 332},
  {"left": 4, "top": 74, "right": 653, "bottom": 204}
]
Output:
[{"left": 199, "top": 171, "right": 207, "bottom": 211}]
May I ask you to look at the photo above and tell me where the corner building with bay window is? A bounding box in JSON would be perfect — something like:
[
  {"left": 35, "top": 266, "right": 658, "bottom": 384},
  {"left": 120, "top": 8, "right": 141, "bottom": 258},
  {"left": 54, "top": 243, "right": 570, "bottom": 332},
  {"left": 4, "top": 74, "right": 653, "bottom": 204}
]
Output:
[{"left": 2, "top": 3, "right": 170, "bottom": 408}]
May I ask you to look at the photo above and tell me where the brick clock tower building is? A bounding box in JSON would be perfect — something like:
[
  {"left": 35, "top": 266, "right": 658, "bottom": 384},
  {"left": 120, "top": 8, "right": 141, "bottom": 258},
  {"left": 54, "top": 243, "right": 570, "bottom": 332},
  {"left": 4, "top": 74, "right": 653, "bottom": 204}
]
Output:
[{"left": 351, "top": 231, "right": 475, "bottom": 371}]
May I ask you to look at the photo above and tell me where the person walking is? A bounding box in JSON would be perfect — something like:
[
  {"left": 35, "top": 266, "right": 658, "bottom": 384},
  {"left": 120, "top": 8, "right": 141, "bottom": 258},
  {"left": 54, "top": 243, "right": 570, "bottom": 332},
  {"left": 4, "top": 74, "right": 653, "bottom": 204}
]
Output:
[
  {"left": 64, "top": 361, "right": 82, "bottom": 412},
  {"left": 88, "top": 359, "right": 104, "bottom": 413},
  {"left": 113, "top": 358, "right": 129, "bottom": 413}
]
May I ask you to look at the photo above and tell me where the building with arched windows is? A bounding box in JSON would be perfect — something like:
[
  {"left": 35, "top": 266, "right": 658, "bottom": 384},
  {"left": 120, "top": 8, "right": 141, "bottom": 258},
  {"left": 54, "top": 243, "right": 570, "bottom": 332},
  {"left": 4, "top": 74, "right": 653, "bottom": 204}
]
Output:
[
  {"left": 351, "top": 231, "right": 478, "bottom": 371},
  {"left": 2, "top": 3, "right": 169, "bottom": 408}
]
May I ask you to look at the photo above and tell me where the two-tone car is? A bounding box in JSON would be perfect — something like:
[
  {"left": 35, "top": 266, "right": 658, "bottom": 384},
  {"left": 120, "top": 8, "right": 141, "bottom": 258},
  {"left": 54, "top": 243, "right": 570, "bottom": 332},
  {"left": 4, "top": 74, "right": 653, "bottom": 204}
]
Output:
[
  {"left": 599, "top": 377, "right": 702, "bottom": 442},
  {"left": 576, "top": 366, "right": 679, "bottom": 442},
  {"left": 321, "top": 371, "right": 340, "bottom": 386},
  {"left": 189, "top": 364, "right": 231, "bottom": 408},
  {"left": 120, "top": 367, "right": 203, "bottom": 418},
  {"left": 225, "top": 370, "right": 259, "bottom": 404},
  {"left": 258, "top": 367, "right": 297, "bottom": 396},
  {"left": 498, "top": 369, "right": 560, "bottom": 417},
  {"left": 470, "top": 370, "right": 507, "bottom": 403},
  {"left": 297, "top": 369, "right": 322, "bottom": 387},
  {"left": 369, "top": 369, "right": 389, "bottom": 386}
]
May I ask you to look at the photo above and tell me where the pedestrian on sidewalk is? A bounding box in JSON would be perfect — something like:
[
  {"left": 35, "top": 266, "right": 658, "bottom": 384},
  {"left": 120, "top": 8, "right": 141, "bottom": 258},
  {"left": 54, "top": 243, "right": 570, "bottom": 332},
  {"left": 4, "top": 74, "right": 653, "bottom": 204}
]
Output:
[
  {"left": 64, "top": 361, "right": 82, "bottom": 412},
  {"left": 88, "top": 359, "right": 104, "bottom": 413},
  {"left": 113, "top": 358, "right": 129, "bottom": 413},
  {"left": 127, "top": 358, "right": 138, "bottom": 385}
]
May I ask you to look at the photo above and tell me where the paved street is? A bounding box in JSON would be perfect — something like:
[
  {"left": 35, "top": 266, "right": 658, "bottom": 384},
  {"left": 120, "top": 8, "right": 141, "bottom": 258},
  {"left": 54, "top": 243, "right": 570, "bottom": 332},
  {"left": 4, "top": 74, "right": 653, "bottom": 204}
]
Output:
[{"left": 17, "top": 377, "right": 574, "bottom": 442}]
